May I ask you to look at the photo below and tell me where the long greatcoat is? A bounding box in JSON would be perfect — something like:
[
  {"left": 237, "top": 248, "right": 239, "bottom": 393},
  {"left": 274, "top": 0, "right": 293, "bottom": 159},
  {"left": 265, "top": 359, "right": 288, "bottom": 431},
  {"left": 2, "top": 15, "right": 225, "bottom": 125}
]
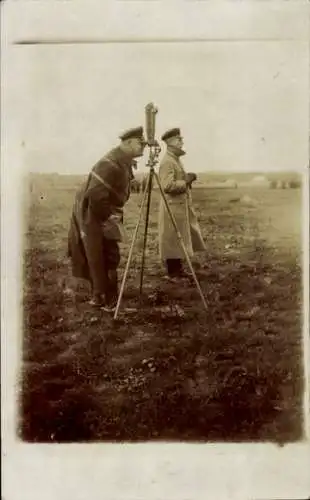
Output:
[
  {"left": 67, "top": 147, "right": 133, "bottom": 293},
  {"left": 158, "top": 150, "right": 206, "bottom": 261}
]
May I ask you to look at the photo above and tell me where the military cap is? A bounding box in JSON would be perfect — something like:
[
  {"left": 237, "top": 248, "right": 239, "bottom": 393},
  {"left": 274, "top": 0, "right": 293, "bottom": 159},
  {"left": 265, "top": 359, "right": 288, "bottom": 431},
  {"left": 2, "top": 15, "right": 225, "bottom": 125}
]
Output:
[
  {"left": 119, "top": 126, "right": 144, "bottom": 141},
  {"left": 161, "top": 128, "right": 181, "bottom": 142}
]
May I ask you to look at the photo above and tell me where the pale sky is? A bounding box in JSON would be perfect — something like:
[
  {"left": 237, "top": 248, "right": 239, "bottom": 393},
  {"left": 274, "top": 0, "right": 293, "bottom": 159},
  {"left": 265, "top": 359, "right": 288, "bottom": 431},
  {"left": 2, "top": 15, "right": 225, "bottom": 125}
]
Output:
[{"left": 17, "top": 39, "right": 309, "bottom": 175}]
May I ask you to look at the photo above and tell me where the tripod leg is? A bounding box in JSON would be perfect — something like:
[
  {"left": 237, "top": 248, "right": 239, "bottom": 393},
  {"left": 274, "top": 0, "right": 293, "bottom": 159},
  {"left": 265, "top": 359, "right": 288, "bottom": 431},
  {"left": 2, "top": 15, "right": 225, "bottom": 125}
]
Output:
[
  {"left": 153, "top": 171, "right": 208, "bottom": 312},
  {"left": 139, "top": 169, "right": 153, "bottom": 295},
  {"left": 113, "top": 183, "right": 149, "bottom": 319}
]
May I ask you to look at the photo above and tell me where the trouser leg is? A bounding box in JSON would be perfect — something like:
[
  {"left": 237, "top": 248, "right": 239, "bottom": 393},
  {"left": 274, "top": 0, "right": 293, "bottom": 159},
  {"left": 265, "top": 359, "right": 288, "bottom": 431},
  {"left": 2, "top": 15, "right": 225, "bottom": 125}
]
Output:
[
  {"left": 82, "top": 225, "right": 120, "bottom": 305},
  {"left": 103, "top": 239, "right": 121, "bottom": 305},
  {"left": 83, "top": 232, "right": 109, "bottom": 301}
]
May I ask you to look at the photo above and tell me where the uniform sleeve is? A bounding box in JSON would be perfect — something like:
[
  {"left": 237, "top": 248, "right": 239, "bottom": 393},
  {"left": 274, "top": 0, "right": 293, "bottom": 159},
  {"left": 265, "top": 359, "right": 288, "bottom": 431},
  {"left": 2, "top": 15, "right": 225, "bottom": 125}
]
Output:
[
  {"left": 85, "top": 160, "right": 116, "bottom": 221},
  {"left": 159, "top": 161, "right": 187, "bottom": 195}
]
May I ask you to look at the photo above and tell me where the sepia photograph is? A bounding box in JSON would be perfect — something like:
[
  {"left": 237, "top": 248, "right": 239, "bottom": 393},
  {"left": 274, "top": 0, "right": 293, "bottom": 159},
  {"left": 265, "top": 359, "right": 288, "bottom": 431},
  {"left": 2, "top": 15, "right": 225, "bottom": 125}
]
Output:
[
  {"left": 19, "top": 40, "right": 308, "bottom": 444},
  {"left": 2, "top": 2, "right": 309, "bottom": 499}
]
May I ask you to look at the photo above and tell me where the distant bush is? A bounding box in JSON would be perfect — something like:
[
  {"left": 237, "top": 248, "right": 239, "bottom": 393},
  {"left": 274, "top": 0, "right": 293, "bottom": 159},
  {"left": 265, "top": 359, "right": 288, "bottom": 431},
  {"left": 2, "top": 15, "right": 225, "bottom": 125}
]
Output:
[
  {"left": 288, "top": 180, "right": 301, "bottom": 189},
  {"left": 269, "top": 179, "right": 301, "bottom": 189}
]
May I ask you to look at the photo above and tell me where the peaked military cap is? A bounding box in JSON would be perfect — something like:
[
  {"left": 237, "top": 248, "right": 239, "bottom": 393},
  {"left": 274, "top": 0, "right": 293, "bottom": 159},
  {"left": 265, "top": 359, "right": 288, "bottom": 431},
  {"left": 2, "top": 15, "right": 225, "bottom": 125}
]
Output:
[
  {"left": 161, "top": 128, "right": 181, "bottom": 141},
  {"left": 119, "top": 126, "right": 144, "bottom": 141}
]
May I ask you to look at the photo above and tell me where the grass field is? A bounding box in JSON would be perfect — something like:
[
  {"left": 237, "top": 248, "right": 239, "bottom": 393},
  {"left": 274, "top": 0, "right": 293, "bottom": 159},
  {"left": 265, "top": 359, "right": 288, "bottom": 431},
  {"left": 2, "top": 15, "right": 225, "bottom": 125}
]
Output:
[{"left": 20, "top": 174, "right": 304, "bottom": 442}]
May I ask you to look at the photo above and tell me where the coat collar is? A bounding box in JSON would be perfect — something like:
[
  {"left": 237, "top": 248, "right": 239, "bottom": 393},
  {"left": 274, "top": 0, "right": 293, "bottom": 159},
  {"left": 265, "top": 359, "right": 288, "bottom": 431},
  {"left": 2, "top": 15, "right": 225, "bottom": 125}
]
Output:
[
  {"left": 166, "top": 150, "right": 179, "bottom": 162},
  {"left": 105, "top": 146, "right": 134, "bottom": 169},
  {"left": 166, "top": 150, "right": 185, "bottom": 168},
  {"left": 167, "top": 146, "right": 186, "bottom": 159}
]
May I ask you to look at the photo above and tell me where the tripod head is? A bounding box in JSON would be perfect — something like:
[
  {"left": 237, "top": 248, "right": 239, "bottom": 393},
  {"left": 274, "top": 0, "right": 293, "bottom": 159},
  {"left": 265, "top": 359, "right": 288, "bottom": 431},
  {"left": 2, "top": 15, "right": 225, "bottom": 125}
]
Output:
[{"left": 145, "top": 102, "right": 161, "bottom": 170}]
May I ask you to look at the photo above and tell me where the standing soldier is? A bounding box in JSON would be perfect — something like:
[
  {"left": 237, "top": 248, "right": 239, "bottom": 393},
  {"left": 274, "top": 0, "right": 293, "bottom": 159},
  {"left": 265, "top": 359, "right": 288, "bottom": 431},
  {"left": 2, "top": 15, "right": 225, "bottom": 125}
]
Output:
[
  {"left": 68, "top": 127, "right": 146, "bottom": 310},
  {"left": 158, "top": 128, "right": 206, "bottom": 280}
]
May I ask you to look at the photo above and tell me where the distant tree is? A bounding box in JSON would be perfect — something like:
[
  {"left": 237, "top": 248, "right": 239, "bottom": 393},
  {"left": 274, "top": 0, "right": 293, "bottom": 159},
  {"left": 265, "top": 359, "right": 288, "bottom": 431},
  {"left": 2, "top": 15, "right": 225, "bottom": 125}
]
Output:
[
  {"left": 130, "top": 178, "right": 141, "bottom": 193},
  {"left": 288, "top": 180, "right": 301, "bottom": 189},
  {"left": 270, "top": 180, "right": 277, "bottom": 189}
]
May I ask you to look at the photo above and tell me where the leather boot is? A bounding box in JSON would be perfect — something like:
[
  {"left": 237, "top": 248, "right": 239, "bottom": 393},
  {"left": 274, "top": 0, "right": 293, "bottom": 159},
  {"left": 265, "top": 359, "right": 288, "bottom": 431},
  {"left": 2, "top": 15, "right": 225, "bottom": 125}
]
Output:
[
  {"left": 106, "top": 269, "right": 118, "bottom": 306},
  {"left": 166, "top": 259, "right": 183, "bottom": 277}
]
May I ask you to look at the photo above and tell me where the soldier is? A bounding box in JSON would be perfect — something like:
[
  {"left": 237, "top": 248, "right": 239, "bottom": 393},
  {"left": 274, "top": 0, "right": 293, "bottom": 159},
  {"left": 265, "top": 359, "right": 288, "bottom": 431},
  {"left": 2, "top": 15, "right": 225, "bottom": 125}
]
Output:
[
  {"left": 68, "top": 127, "right": 146, "bottom": 310},
  {"left": 158, "top": 128, "right": 206, "bottom": 280}
]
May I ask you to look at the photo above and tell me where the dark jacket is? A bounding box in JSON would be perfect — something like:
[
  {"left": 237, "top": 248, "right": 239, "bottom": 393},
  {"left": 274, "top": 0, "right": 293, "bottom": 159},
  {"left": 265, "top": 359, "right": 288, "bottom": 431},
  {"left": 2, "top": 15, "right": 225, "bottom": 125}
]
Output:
[{"left": 68, "top": 146, "right": 134, "bottom": 287}]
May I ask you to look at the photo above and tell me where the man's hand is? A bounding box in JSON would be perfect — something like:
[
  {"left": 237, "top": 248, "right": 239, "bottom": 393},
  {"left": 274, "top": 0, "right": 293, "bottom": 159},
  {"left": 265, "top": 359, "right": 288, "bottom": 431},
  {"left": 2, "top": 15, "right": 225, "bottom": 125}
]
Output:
[
  {"left": 101, "top": 209, "right": 125, "bottom": 240},
  {"left": 186, "top": 172, "right": 197, "bottom": 186}
]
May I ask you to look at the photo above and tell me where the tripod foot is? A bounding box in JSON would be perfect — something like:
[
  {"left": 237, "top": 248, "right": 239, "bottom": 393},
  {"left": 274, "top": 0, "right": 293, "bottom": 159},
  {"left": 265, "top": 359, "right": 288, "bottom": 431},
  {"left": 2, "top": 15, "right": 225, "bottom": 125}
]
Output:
[
  {"left": 101, "top": 304, "right": 117, "bottom": 314},
  {"left": 163, "top": 271, "right": 194, "bottom": 283}
]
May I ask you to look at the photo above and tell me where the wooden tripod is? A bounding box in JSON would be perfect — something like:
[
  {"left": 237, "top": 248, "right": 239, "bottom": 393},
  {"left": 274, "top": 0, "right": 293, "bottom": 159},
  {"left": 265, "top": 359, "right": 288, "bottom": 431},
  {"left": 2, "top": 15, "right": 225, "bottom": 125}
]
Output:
[{"left": 113, "top": 144, "right": 208, "bottom": 320}]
